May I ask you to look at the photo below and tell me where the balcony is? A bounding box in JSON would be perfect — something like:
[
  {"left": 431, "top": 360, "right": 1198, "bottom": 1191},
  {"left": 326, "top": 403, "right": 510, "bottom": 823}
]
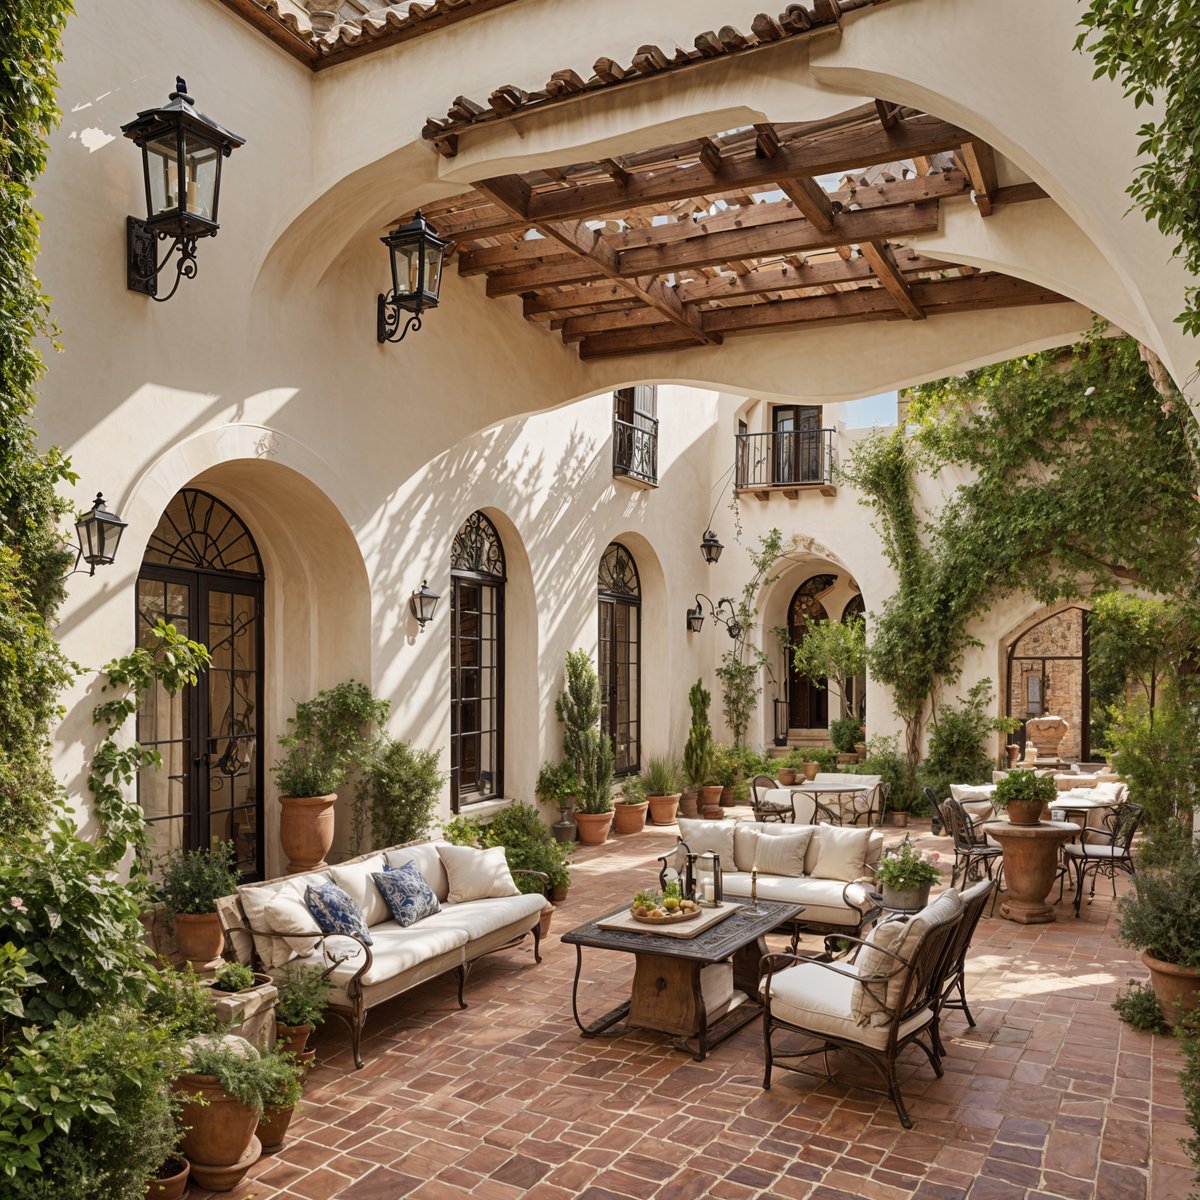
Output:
[
  {"left": 734, "top": 428, "right": 837, "bottom": 498},
  {"left": 613, "top": 414, "right": 658, "bottom": 487}
]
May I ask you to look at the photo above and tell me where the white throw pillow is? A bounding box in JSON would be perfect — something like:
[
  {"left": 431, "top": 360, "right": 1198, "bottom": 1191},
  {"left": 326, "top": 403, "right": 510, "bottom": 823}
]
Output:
[
  {"left": 851, "top": 916, "right": 913, "bottom": 1027},
  {"left": 810, "top": 825, "right": 875, "bottom": 883},
  {"left": 745, "top": 827, "right": 813, "bottom": 878},
  {"left": 329, "top": 856, "right": 392, "bottom": 926},
  {"left": 385, "top": 842, "right": 451, "bottom": 902},
  {"left": 676, "top": 818, "right": 736, "bottom": 868},
  {"left": 263, "top": 892, "right": 322, "bottom": 960},
  {"left": 437, "top": 844, "right": 520, "bottom": 904},
  {"left": 239, "top": 882, "right": 300, "bottom": 969}
]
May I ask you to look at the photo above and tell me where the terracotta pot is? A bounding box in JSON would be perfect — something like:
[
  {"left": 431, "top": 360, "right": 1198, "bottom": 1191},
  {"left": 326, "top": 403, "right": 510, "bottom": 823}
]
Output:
[
  {"left": 802, "top": 761, "right": 819, "bottom": 782},
  {"left": 1141, "top": 951, "right": 1200, "bottom": 1026},
  {"left": 256, "top": 1102, "right": 297, "bottom": 1153},
  {"left": 296, "top": 1048, "right": 317, "bottom": 1079},
  {"left": 1006, "top": 744, "right": 1021, "bottom": 767},
  {"left": 881, "top": 882, "right": 930, "bottom": 910},
  {"left": 145, "top": 1156, "right": 190, "bottom": 1199},
  {"left": 854, "top": 742, "right": 867, "bottom": 757},
  {"left": 173, "top": 912, "right": 226, "bottom": 970},
  {"left": 646, "top": 793, "right": 680, "bottom": 825},
  {"left": 700, "top": 805, "right": 725, "bottom": 820},
  {"left": 276, "top": 1022, "right": 312, "bottom": 1057},
  {"left": 613, "top": 800, "right": 649, "bottom": 834},
  {"left": 777, "top": 768, "right": 797, "bottom": 786},
  {"left": 836, "top": 752, "right": 857, "bottom": 765},
  {"left": 574, "top": 810, "right": 615, "bottom": 845},
  {"left": 550, "top": 883, "right": 569, "bottom": 902},
  {"left": 699, "top": 784, "right": 724, "bottom": 807},
  {"left": 891, "top": 811, "right": 910, "bottom": 827},
  {"left": 678, "top": 788, "right": 700, "bottom": 819},
  {"left": 719, "top": 785, "right": 735, "bottom": 807},
  {"left": 1004, "top": 799, "right": 1044, "bottom": 826},
  {"left": 538, "top": 905, "right": 554, "bottom": 940},
  {"left": 278, "top": 793, "right": 337, "bottom": 873},
  {"left": 210, "top": 972, "right": 272, "bottom": 997},
  {"left": 174, "top": 1072, "right": 261, "bottom": 1192}
]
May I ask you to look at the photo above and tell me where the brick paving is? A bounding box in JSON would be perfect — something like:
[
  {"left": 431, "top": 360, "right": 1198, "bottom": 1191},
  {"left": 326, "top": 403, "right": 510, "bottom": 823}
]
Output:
[{"left": 192, "top": 817, "right": 1193, "bottom": 1200}]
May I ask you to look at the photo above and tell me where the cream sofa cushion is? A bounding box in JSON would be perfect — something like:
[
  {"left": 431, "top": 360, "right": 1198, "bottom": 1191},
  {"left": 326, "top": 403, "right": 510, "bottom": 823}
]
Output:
[
  {"left": 386, "top": 841, "right": 451, "bottom": 902},
  {"left": 851, "top": 916, "right": 913, "bottom": 1027},
  {"left": 291, "top": 922, "right": 470, "bottom": 988},
  {"left": 422, "top": 893, "right": 546, "bottom": 940},
  {"left": 438, "top": 844, "right": 520, "bottom": 904},
  {"left": 810, "top": 825, "right": 875, "bottom": 883},
  {"left": 746, "top": 827, "right": 813, "bottom": 877},
  {"left": 262, "top": 892, "right": 322, "bottom": 962},
  {"left": 676, "top": 818, "right": 736, "bottom": 869},
  {"left": 329, "top": 855, "right": 392, "bottom": 927},
  {"left": 239, "top": 880, "right": 302, "bottom": 969}
]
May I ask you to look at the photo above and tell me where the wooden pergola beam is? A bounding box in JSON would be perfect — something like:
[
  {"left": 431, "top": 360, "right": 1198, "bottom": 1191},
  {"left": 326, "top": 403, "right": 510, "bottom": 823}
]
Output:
[
  {"left": 960, "top": 140, "right": 998, "bottom": 216},
  {"left": 776, "top": 176, "right": 837, "bottom": 233},
  {"left": 858, "top": 241, "right": 925, "bottom": 319}
]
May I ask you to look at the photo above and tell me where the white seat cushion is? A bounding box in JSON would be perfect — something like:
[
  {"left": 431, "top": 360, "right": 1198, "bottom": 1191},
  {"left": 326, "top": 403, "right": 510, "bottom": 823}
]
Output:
[
  {"left": 291, "top": 921, "right": 469, "bottom": 988},
  {"left": 764, "top": 960, "right": 933, "bottom": 1050},
  {"left": 418, "top": 892, "right": 546, "bottom": 940},
  {"left": 329, "top": 855, "right": 392, "bottom": 927},
  {"left": 722, "top": 873, "right": 869, "bottom": 928}
]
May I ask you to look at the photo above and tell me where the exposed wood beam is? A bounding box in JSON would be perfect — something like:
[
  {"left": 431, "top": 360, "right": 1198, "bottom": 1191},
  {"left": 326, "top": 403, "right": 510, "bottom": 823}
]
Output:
[
  {"left": 522, "top": 283, "right": 634, "bottom": 320},
  {"left": 858, "top": 241, "right": 925, "bottom": 319},
  {"left": 776, "top": 176, "right": 837, "bottom": 233},
  {"left": 960, "top": 140, "right": 998, "bottom": 216}
]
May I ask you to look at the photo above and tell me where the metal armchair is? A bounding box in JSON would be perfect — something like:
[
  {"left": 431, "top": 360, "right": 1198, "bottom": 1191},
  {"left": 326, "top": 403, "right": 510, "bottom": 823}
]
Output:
[
  {"left": 1063, "top": 800, "right": 1143, "bottom": 917},
  {"left": 750, "top": 774, "right": 794, "bottom": 823},
  {"left": 943, "top": 796, "right": 1004, "bottom": 891}
]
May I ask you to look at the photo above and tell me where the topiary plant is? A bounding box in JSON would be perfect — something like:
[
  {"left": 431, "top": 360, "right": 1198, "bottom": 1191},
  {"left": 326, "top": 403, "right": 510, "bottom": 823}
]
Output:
[
  {"left": 682, "top": 679, "right": 713, "bottom": 789},
  {"left": 555, "top": 650, "right": 614, "bottom": 814},
  {"left": 364, "top": 737, "right": 444, "bottom": 848}
]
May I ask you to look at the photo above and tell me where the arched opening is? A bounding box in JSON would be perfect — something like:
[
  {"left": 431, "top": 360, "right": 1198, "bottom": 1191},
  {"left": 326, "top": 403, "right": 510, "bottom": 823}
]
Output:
[
  {"left": 787, "top": 574, "right": 837, "bottom": 730},
  {"left": 137, "top": 489, "right": 265, "bottom": 879},
  {"left": 841, "top": 592, "right": 867, "bottom": 723},
  {"left": 598, "top": 542, "right": 641, "bottom": 775},
  {"left": 450, "top": 511, "right": 506, "bottom": 810}
]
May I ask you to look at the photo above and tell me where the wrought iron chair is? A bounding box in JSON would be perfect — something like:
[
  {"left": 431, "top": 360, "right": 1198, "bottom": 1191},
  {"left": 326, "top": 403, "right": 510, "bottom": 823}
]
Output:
[
  {"left": 750, "top": 774, "right": 794, "bottom": 823},
  {"left": 931, "top": 878, "right": 996, "bottom": 1053},
  {"left": 789, "top": 787, "right": 841, "bottom": 826},
  {"left": 845, "top": 780, "right": 888, "bottom": 826},
  {"left": 943, "top": 797, "right": 1004, "bottom": 891},
  {"left": 761, "top": 898, "right": 965, "bottom": 1128},
  {"left": 924, "top": 786, "right": 945, "bottom": 837},
  {"left": 1063, "top": 800, "right": 1143, "bottom": 918}
]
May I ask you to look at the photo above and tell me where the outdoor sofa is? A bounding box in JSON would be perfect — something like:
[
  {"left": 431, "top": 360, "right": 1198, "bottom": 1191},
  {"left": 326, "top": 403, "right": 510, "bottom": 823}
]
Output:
[{"left": 215, "top": 840, "right": 547, "bottom": 1067}]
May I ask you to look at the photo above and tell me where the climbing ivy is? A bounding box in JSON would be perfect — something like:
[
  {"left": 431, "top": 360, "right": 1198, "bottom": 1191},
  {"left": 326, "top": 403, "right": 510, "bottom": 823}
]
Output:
[
  {"left": 0, "top": 1, "right": 78, "bottom": 838},
  {"left": 842, "top": 332, "right": 1200, "bottom": 768}
]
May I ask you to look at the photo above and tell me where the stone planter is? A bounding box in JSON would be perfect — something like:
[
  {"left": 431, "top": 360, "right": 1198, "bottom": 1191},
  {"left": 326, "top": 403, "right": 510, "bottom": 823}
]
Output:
[
  {"left": 574, "top": 810, "right": 614, "bottom": 845},
  {"left": 881, "top": 882, "right": 930, "bottom": 911},
  {"left": 173, "top": 912, "right": 226, "bottom": 971},
  {"left": 1141, "top": 951, "right": 1200, "bottom": 1026},
  {"left": 777, "top": 768, "right": 797, "bottom": 786},
  {"left": 174, "top": 1072, "right": 261, "bottom": 1192},
  {"left": 890, "top": 811, "right": 910, "bottom": 827},
  {"left": 256, "top": 1101, "right": 298, "bottom": 1153},
  {"left": 646, "top": 793, "right": 680, "bottom": 825},
  {"left": 1003, "top": 799, "right": 1044, "bottom": 826},
  {"left": 613, "top": 800, "right": 649, "bottom": 834},
  {"left": 276, "top": 1022, "right": 312, "bottom": 1057},
  {"left": 278, "top": 793, "right": 337, "bottom": 873},
  {"left": 145, "top": 1155, "right": 190, "bottom": 1199},
  {"left": 552, "top": 817, "right": 577, "bottom": 843},
  {"left": 678, "top": 788, "right": 700, "bottom": 819},
  {"left": 984, "top": 818, "right": 1077, "bottom": 924},
  {"left": 210, "top": 976, "right": 279, "bottom": 1052}
]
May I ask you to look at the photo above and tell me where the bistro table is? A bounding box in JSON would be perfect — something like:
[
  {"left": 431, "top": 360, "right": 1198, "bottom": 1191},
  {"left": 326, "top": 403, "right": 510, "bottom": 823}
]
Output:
[
  {"left": 560, "top": 898, "right": 804, "bottom": 1061},
  {"left": 982, "top": 819, "right": 1079, "bottom": 924}
]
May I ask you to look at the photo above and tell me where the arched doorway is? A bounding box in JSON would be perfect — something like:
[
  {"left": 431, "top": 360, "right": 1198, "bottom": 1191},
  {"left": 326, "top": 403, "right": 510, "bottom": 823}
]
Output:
[
  {"left": 1005, "top": 606, "right": 1090, "bottom": 762},
  {"left": 598, "top": 542, "right": 641, "bottom": 775},
  {"left": 787, "top": 574, "right": 837, "bottom": 729},
  {"left": 137, "top": 488, "right": 264, "bottom": 879},
  {"left": 841, "top": 593, "right": 866, "bottom": 722},
  {"left": 450, "top": 511, "right": 506, "bottom": 810}
]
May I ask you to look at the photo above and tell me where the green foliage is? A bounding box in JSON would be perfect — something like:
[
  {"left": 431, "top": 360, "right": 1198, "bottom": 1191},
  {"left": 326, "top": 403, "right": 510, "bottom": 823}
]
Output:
[
  {"left": 183, "top": 1041, "right": 284, "bottom": 1116},
  {"left": 158, "top": 840, "right": 240, "bottom": 919},
  {"left": 918, "top": 680, "right": 1000, "bottom": 803},
  {"left": 875, "top": 840, "right": 941, "bottom": 891},
  {"left": 852, "top": 734, "right": 917, "bottom": 814},
  {"left": 640, "top": 755, "right": 680, "bottom": 796},
  {"left": 142, "top": 968, "right": 221, "bottom": 1041},
  {"left": 790, "top": 615, "right": 867, "bottom": 715},
  {"left": 0, "top": 0, "right": 78, "bottom": 843},
  {"left": 992, "top": 770, "right": 1057, "bottom": 810},
  {"left": 555, "top": 650, "right": 613, "bottom": 813},
  {"left": 1178, "top": 1011, "right": 1200, "bottom": 1186},
  {"left": 1076, "top": 2, "right": 1200, "bottom": 337},
  {"left": 784, "top": 745, "right": 837, "bottom": 773},
  {"left": 212, "top": 962, "right": 256, "bottom": 993},
  {"left": 618, "top": 776, "right": 645, "bottom": 802},
  {"left": 828, "top": 715, "right": 864, "bottom": 754},
  {"left": 709, "top": 744, "right": 740, "bottom": 788},
  {"left": 1117, "top": 842, "right": 1200, "bottom": 968},
  {"left": 274, "top": 962, "right": 333, "bottom": 1028},
  {"left": 440, "top": 815, "right": 478, "bottom": 846},
  {"left": 534, "top": 760, "right": 581, "bottom": 813},
  {"left": 1110, "top": 980, "right": 1168, "bottom": 1035},
  {"left": 0, "top": 815, "right": 152, "bottom": 1027},
  {"left": 1, "top": 1007, "right": 185, "bottom": 1196},
  {"left": 480, "top": 802, "right": 572, "bottom": 893},
  {"left": 365, "top": 738, "right": 443, "bottom": 848},
  {"left": 0, "top": 944, "right": 43, "bottom": 1044},
  {"left": 682, "top": 679, "right": 714, "bottom": 788},
  {"left": 88, "top": 620, "right": 211, "bottom": 877}
]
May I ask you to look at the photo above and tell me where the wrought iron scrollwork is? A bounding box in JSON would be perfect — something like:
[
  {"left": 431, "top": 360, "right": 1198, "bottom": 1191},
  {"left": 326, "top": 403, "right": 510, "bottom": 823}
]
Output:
[
  {"left": 377, "top": 293, "right": 423, "bottom": 343},
  {"left": 126, "top": 217, "right": 200, "bottom": 302},
  {"left": 451, "top": 510, "right": 505, "bottom": 579}
]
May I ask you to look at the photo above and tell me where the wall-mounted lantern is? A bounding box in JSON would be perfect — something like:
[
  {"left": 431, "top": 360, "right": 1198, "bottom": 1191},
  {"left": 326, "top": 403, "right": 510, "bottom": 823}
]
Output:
[
  {"left": 686, "top": 593, "right": 740, "bottom": 639},
  {"left": 122, "top": 77, "right": 245, "bottom": 301},
  {"left": 378, "top": 211, "right": 449, "bottom": 343},
  {"left": 73, "top": 493, "right": 128, "bottom": 576},
  {"left": 409, "top": 579, "right": 441, "bottom": 629},
  {"left": 700, "top": 528, "right": 724, "bottom": 564}
]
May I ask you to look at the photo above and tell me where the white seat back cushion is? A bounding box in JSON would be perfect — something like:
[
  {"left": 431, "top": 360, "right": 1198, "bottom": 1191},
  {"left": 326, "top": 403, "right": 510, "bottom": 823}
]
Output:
[
  {"left": 239, "top": 880, "right": 308, "bottom": 969},
  {"left": 437, "top": 844, "right": 520, "bottom": 904},
  {"left": 810, "top": 825, "right": 874, "bottom": 882},
  {"left": 386, "top": 841, "right": 451, "bottom": 903},
  {"left": 733, "top": 821, "right": 817, "bottom": 871},
  {"left": 329, "top": 855, "right": 392, "bottom": 927},
  {"left": 675, "top": 818, "right": 736, "bottom": 872},
  {"left": 743, "top": 827, "right": 813, "bottom": 877},
  {"left": 263, "top": 892, "right": 322, "bottom": 961}
]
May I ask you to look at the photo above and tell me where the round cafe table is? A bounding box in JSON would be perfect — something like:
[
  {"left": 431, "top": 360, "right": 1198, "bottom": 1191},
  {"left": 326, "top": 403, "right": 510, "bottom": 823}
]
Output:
[{"left": 981, "top": 819, "right": 1079, "bottom": 924}]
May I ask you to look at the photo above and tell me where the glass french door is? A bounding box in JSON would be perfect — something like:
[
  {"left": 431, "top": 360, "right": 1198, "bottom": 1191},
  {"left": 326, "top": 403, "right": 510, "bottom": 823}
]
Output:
[
  {"left": 773, "top": 404, "right": 822, "bottom": 484},
  {"left": 598, "top": 542, "right": 641, "bottom": 775},
  {"left": 137, "top": 569, "right": 264, "bottom": 878}
]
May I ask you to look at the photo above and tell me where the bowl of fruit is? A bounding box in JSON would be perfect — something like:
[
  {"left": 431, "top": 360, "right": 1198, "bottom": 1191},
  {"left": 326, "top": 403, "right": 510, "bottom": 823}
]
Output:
[{"left": 629, "top": 882, "right": 702, "bottom": 923}]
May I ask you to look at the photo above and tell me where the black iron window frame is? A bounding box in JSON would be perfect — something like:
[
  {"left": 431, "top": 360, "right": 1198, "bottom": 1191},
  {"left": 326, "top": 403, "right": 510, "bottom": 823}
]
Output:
[{"left": 598, "top": 542, "right": 641, "bottom": 776}]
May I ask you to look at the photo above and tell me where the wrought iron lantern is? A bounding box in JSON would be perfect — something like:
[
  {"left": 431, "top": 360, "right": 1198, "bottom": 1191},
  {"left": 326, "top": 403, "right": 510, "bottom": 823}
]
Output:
[
  {"left": 686, "top": 602, "right": 705, "bottom": 634},
  {"left": 122, "top": 77, "right": 245, "bottom": 301},
  {"left": 700, "top": 528, "right": 724, "bottom": 564},
  {"left": 687, "top": 593, "right": 740, "bottom": 639},
  {"left": 694, "top": 850, "right": 723, "bottom": 907},
  {"left": 73, "top": 493, "right": 128, "bottom": 576},
  {"left": 409, "top": 579, "right": 441, "bottom": 629},
  {"left": 377, "top": 211, "right": 449, "bottom": 343}
]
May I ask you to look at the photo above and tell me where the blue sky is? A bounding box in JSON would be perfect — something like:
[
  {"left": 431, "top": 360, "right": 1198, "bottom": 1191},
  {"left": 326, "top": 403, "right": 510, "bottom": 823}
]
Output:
[{"left": 841, "top": 391, "right": 898, "bottom": 428}]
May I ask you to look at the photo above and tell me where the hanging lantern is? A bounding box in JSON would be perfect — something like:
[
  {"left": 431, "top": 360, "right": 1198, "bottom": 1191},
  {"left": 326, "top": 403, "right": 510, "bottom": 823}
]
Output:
[
  {"left": 700, "top": 529, "right": 724, "bottom": 564},
  {"left": 377, "top": 211, "right": 449, "bottom": 343},
  {"left": 686, "top": 602, "right": 705, "bottom": 634},
  {"left": 74, "top": 493, "right": 128, "bottom": 576}
]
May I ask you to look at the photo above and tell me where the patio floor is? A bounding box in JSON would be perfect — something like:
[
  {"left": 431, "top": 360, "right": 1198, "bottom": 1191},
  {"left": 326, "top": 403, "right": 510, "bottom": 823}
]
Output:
[{"left": 197, "top": 817, "right": 1192, "bottom": 1200}]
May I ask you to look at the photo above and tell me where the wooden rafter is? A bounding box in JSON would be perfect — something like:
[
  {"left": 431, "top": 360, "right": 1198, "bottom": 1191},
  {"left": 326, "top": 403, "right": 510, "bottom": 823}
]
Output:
[
  {"left": 858, "top": 241, "right": 925, "bottom": 319},
  {"left": 959, "top": 141, "right": 998, "bottom": 216}
]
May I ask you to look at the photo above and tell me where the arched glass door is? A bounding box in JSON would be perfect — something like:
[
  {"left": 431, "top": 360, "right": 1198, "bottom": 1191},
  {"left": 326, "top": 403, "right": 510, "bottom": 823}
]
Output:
[
  {"left": 450, "top": 511, "right": 505, "bottom": 810},
  {"left": 598, "top": 543, "right": 641, "bottom": 775},
  {"left": 137, "top": 489, "right": 264, "bottom": 879},
  {"left": 787, "top": 574, "right": 836, "bottom": 728}
]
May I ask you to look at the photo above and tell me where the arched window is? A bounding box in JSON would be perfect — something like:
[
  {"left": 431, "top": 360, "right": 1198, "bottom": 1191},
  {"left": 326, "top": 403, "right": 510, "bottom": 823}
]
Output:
[
  {"left": 787, "top": 574, "right": 836, "bottom": 729},
  {"left": 598, "top": 542, "right": 641, "bottom": 775},
  {"left": 450, "top": 512, "right": 505, "bottom": 810},
  {"left": 137, "top": 489, "right": 264, "bottom": 879}
]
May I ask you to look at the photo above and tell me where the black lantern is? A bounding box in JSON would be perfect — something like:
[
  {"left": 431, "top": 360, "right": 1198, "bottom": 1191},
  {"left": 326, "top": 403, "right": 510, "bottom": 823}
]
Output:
[
  {"left": 122, "top": 77, "right": 245, "bottom": 301},
  {"left": 377, "top": 211, "right": 449, "bottom": 343},
  {"left": 409, "top": 579, "right": 441, "bottom": 629},
  {"left": 773, "top": 697, "right": 789, "bottom": 747},
  {"left": 700, "top": 529, "right": 724, "bottom": 564},
  {"left": 686, "top": 602, "right": 705, "bottom": 634},
  {"left": 688, "top": 593, "right": 741, "bottom": 639},
  {"left": 74, "top": 493, "right": 128, "bottom": 576}
]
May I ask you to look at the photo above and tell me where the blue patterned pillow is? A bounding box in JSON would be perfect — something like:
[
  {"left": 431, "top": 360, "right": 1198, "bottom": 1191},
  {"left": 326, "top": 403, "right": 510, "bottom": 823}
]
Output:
[
  {"left": 371, "top": 862, "right": 441, "bottom": 928},
  {"left": 304, "top": 882, "right": 373, "bottom": 944}
]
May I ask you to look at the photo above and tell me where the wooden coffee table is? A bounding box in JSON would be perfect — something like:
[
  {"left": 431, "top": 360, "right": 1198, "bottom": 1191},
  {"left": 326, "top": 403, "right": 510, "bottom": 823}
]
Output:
[{"left": 560, "top": 898, "right": 804, "bottom": 1061}]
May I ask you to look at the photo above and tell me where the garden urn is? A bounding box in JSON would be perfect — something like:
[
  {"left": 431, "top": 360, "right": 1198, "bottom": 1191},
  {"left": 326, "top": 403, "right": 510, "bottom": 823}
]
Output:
[{"left": 278, "top": 793, "right": 337, "bottom": 873}]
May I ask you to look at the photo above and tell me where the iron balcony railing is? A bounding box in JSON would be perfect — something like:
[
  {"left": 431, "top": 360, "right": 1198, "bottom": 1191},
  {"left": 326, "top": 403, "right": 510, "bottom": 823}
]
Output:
[
  {"left": 735, "top": 428, "right": 836, "bottom": 489},
  {"left": 613, "top": 414, "right": 659, "bottom": 485}
]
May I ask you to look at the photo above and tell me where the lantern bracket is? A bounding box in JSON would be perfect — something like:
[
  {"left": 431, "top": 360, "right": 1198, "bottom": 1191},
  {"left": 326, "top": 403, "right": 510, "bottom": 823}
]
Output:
[
  {"left": 377, "top": 297, "right": 422, "bottom": 344},
  {"left": 127, "top": 217, "right": 200, "bottom": 301}
]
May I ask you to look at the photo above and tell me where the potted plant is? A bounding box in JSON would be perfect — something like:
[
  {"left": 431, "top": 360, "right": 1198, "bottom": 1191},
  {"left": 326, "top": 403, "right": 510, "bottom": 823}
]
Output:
[
  {"left": 556, "top": 650, "right": 615, "bottom": 845},
  {"left": 536, "top": 759, "right": 581, "bottom": 843},
  {"left": 273, "top": 681, "right": 388, "bottom": 873},
  {"left": 875, "top": 839, "right": 942, "bottom": 910},
  {"left": 273, "top": 961, "right": 334, "bottom": 1056},
  {"left": 710, "top": 745, "right": 740, "bottom": 807},
  {"left": 363, "top": 736, "right": 444, "bottom": 850},
  {"left": 146, "top": 1154, "right": 191, "bottom": 1200},
  {"left": 613, "top": 777, "right": 649, "bottom": 834},
  {"left": 888, "top": 787, "right": 914, "bottom": 827},
  {"left": 1116, "top": 843, "right": 1200, "bottom": 1025},
  {"left": 210, "top": 960, "right": 271, "bottom": 994},
  {"left": 641, "top": 755, "right": 682, "bottom": 825},
  {"left": 255, "top": 1049, "right": 306, "bottom": 1154},
  {"left": 993, "top": 769, "right": 1056, "bottom": 825},
  {"left": 683, "top": 679, "right": 715, "bottom": 820},
  {"left": 159, "top": 840, "right": 241, "bottom": 970},
  {"left": 478, "top": 802, "right": 574, "bottom": 898},
  {"left": 830, "top": 715, "right": 864, "bottom": 756}
]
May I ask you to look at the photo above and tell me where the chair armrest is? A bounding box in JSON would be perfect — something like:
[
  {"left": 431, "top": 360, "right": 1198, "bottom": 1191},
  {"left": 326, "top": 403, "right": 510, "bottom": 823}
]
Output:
[
  {"left": 512, "top": 869, "right": 550, "bottom": 887},
  {"left": 759, "top": 950, "right": 884, "bottom": 987},
  {"left": 222, "top": 918, "right": 373, "bottom": 986}
]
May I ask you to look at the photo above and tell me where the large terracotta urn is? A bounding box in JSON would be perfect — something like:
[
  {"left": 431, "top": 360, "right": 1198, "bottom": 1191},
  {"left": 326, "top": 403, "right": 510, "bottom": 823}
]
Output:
[
  {"left": 646, "top": 793, "right": 680, "bottom": 825},
  {"left": 173, "top": 911, "right": 226, "bottom": 970},
  {"left": 678, "top": 788, "right": 700, "bottom": 820},
  {"left": 574, "top": 810, "right": 614, "bottom": 845},
  {"left": 278, "top": 793, "right": 337, "bottom": 873},
  {"left": 1141, "top": 952, "right": 1200, "bottom": 1026},
  {"left": 174, "top": 1073, "right": 261, "bottom": 1192}
]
